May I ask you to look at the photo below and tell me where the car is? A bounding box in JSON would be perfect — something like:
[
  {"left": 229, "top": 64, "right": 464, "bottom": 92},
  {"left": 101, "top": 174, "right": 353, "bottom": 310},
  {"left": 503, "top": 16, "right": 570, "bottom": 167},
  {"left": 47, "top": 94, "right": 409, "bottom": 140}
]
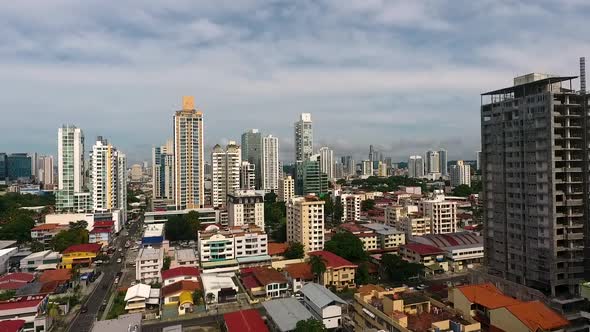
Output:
[
  {"left": 81, "top": 305, "right": 88, "bottom": 313},
  {"left": 416, "top": 284, "right": 427, "bottom": 290},
  {"left": 94, "top": 260, "right": 103, "bottom": 265},
  {"left": 116, "top": 258, "right": 122, "bottom": 263},
  {"left": 114, "top": 277, "right": 119, "bottom": 284}
]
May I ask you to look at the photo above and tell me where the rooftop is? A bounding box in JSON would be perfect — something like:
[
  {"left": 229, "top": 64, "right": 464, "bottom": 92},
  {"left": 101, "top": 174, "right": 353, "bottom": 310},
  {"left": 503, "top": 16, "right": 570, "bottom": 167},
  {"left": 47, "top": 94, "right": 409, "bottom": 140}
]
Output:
[
  {"left": 268, "top": 242, "right": 288, "bottom": 256},
  {"left": 284, "top": 262, "right": 314, "bottom": 281},
  {"left": 62, "top": 243, "right": 102, "bottom": 254},
  {"left": 161, "top": 280, "right": 202, "bottom": 298},
  {"left": 456, "top": 283, "right": 520, "bottom": 309},
  {"left": 21, "top": 250, "right": 60, "bottom": 261},
  {"left": 174, "top": 249, "right": 197, "bottom": 262},
  {"left": 161, "top": 266, "right": 200, "bottom": 281},
  {"left": 137, "top": 247, "right": 162, "bottom": 261},
  {"left": 90, "top": 313, "right": 142, "bottom": 332},
  {"left": 125, "top": 283, "right": 151, "bottom": 301},
  {"left": 31, "top": 223, "right": 64, "bottom": 231},
  {"left": 241, "top": 267, "right": 287, "bottom": 287},
  {"left": 0, "top": 295, "right": 46, "bottom": 311},
  {"left": 0, "top": 273, "right": 35, "bottom": 291},
  {"left": 262, "top": 298, "right": 313, "bottom": 332},
  {"left": 504, "top": 300, "right": 569, "bottom": 331},
  {"left": 339, "top": 222, "right": 371, "bottom": 233},
  {"left": 300, "top": 283, "right": 346, "bottom": 308},
  {"left": 401, "top": 243, "right": 445, "bottom": 256},
  {"left": 39, "top": 269, "right": 72, "bottom": 283},
  {"left": 362, "top": 223, "right": 403, "bottom": 235},
  {"left": 308, "top": 251, "right": 358, "bottom": 269},
  {"left": 224, "top": 309, "right": 269, "bottom": 332},
  {"left": 481, "top": 75, "right": 577, "bottom": 96},
  {"left": 0, "top": 319, "right": 26, "bottom": 332},
  {"left": 417, "top": 232, "right": 482, "bottom": 249}
]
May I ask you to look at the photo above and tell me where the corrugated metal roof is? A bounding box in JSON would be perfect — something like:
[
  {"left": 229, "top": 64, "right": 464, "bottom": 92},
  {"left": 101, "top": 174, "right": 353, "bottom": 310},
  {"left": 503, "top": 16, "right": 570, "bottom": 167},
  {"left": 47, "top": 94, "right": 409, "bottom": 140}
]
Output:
[
  {"left": 300, "top": 283, "right": 346, "bottom": 308},
  {"left": 262, "top": 298, "right": 313, "bottom": 332}
]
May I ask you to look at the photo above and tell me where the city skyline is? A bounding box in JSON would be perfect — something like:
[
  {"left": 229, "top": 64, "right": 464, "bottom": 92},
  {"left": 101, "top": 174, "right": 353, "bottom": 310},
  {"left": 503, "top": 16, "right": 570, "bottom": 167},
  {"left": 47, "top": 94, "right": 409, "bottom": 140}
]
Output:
[{"left": 3, "top": 2, "right": 589, "bottom": 162}]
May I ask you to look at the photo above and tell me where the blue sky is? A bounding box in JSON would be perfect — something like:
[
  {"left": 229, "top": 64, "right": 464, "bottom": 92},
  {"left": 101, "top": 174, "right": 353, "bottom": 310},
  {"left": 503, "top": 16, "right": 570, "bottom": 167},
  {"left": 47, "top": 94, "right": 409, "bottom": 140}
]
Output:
[{"left": 1, "top": 0, "right": 590, "bottom": 163}]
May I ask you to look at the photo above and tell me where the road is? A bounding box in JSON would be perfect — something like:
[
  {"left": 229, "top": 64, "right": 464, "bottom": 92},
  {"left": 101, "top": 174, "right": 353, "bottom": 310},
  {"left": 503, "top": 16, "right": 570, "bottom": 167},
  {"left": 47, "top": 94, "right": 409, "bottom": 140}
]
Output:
[
  {"left": 67, "top": 218, "right": 142, "bottom": 332},
  {"left": 142, "top": 314, "right": 221, "bottom": 332}
]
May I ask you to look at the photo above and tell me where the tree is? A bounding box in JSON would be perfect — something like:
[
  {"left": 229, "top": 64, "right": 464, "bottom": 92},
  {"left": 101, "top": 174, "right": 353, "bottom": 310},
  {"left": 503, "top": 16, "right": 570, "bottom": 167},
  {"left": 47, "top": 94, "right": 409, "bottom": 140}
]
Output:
[
  {"left": 355, "top": 263, "right": 370, "bottom": 286},
  {"left": 324, "top": 232, "right": 367, "bottom": 262},
  {"left": 51, "top": 226, "right": 89, "bottom": 252},
  {"left": 192, "top": 289, "right": 204, "bottom": 305},
  {"left": 0, "top": 290, "right": 15, "bottom": 301},
  {"left": 165, "top": 215, "right": 195, "bottom": 241},
  {"left": 452, "top": 184, "right": 472, "bottom": 197},
  {"left": 162, "top": 256, "right": 171, "bottom": 271},
  {"left": 322, "top": 194, "right": 334, "bottom": 220},
  {"left": 30, "top": 240, "right": 45, "bottom": 252},
  {"left": 271, "top": 219, "right": 287, "bottom": 243},
  {"left": 336, "top": 179, "right": 347, "bottom": 185},
  {"left": 284, "top": 242, "right": 304, "bottom": 259},
  {"left": 69, "top": 220, "right": 88, "bottom": 230},
  {"left": 309, "top": 255, "right": 327, "bottom": 284},
  {"left": 0, "top": 214, "right": 35, "bottom": 243},
  {"left": 333, "top": 198, "right": 344, "bottom": 225},
  {"left": 361, "top": 199, "right": 375, "bottom": 211},
  {"left": 295, "top": 318, "right": 327, "bottom": 332},
  {"left": 185, "top": 211, "right": 201, "bottom": 236},
  {"left": 264, "top": 192, "right": 277, "bottom": 204},
  {"left": 380, "top": 254, "right": 424, "bottom": 283}
]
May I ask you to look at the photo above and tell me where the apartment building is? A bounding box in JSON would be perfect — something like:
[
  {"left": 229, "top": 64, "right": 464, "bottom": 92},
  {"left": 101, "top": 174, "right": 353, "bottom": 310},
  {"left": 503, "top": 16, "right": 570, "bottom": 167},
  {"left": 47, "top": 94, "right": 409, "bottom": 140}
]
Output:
[
  {"left": 309, "top": 251, "right": 357, "bottom": 290},
  {"left": 262, "top": 135, "right": 280, "bottom": 193},
  {"left": 239, "top": 161, "right": 256, "bottom": 190},
  {"left": 418, "top": 190, "right": 457, "bottom": 234},
  {"left": 136, "top": 247, "right": 164, "bottom": 283},
  {"left": 287, "top": 196, "right": 325, "bottom": 253},
  {"left": 340, "top": 194, "right": 361, "bottom": 222},
  {"left": 277, "top": 175, "right": 294, "bottom": 202},
  {"left": 30, "top": 224, "right": 66, "bottom": 246},
  {"left": 211, "top": 142, "right": 241, "bottom": 207},
  {"left": 450, "top": 160, "right": 471, "bottom": 187},
  {"left": 227, "top": 190, "right": 264, "bottom": 228}
]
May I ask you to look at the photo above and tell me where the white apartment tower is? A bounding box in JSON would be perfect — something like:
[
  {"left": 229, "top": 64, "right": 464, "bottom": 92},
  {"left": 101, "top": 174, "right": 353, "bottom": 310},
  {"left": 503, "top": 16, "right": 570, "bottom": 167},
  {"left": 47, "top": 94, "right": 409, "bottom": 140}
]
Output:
[
  {"left": 227, "top": 190, "right": 265, "bottom": 228},
  {"left": 319, "top": 147, "right": 334, "bottom": 180},
  {"left": 262, "top": 135, "right": 279, "bottom": 193},
  {"left": 425, "top": 150, "right": 440, "bottom": 175},
  {"left": 56, "top": 125, "right": 85, "bottom": 211},
  {"left": 38, "top": 155, "right": 54, "bottom": 186},
  {"left": 450, "top": 160, "right": 471, "bottom": 187},
  {"left": 152, "top": 139, "right": 174, "bottom": 200},
  {"left": 294, "top": 113, "right": 313, "bottom": 162},
  {"left": 408, "top": 156, "right": 424, "bottom": 178},
  {"left": 341, "top": 194, "right": 361, "bottom": 222},
  {"left": 90, "top": 137, "right": 127, "bottom": 215},
  {"left": 418, "top": 190, "right": 457, "bottom": 234},
  {"left": 287, "top": 196, "right": 325, "bottom": 252},
  {"left": 362, "top": 160, "right": 372, "bottom": 176},
  {"left": 211, "top": 141, "right": 241, "bottom": 207},
  {"left": 240, "top": 161, "right": 256, "bottom": 190},
  {"left": 174, "top": 96, "right": 204, "bottom": 210},
  {"left": 278, "top": 175, "right": 295, "bottom": 202}
]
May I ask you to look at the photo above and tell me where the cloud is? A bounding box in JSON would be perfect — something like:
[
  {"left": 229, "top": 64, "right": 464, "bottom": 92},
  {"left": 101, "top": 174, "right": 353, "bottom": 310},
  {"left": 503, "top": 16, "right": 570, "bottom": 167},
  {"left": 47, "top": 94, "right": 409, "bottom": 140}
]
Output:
[{"left": 1, "top": 0, "right": 589, "bottom": 164}]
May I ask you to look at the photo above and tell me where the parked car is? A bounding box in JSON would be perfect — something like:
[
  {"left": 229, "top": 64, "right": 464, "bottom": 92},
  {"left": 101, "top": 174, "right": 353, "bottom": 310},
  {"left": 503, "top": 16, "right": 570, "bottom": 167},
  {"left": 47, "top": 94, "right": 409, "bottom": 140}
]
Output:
[
  {"left": 81, "top": 305, "right": 88, "bottom": 313},
  {"left": 116, "top": 258, "right": 122, "bottom": 263},
  {"left": 416, "top": 284, "right": 427, "bottom": 290}
]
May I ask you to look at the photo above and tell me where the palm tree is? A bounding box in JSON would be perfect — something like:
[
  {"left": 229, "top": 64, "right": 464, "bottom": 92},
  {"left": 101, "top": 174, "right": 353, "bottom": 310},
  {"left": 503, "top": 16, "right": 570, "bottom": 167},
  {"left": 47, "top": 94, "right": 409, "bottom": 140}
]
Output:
[
  {"left": 309, "top": 255, "right": 327, "bottom": 284},
  {"left": 192, "top": 290, "right": 204, "bottom": 305},
  {"left": 47, "top": 302, "right": 63, "bottom": 327}
]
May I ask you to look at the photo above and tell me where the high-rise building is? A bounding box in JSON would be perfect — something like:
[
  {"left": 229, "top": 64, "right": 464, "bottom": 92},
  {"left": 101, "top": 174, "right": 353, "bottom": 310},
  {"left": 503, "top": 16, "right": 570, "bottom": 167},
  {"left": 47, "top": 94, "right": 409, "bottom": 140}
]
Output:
[
  {"left": 152, "top": 139, "right": 174, "bottom": 200},
  {"left": 38, "top": 155, "right": 54, "bottom": 186},
  {"left": 377, "top": 161, "right": 388, "bottom": 177},
  {"left": 418, "top": 190, "right": 457, "bottom": 234},
  {"left": 7, "top": 153, "right": 32, "bottom": 180},
  {"left": 476, "top": 151, "right": 482, "bottom": 171},
  {"left": 56, "top": 125, "right": 85, "bottom": 212},
  {"left": 211, "top": 141, "right": 241, "bottom": 207},
  {"left": 173, "top": 96, "right": 204, "bottom": 210},
  {"left": 425, "top": 150, "right": 440, "bottom": 175},
  {"left": 240, "top": 161, "right": 256, "bottom": 190},
  {"left": 341, "top": 156, "right": 355, "bottom": 177},
  {"left": 369, "top": 145, "right": 375, "bottom": 163},
  {"left": 90, "top": 137, "right": 127, "bottom": 215},
  {"left": 481, "top": 73, "right": 589, "bottom": 296},
  {"left": 334, "top": 161, "right": 344, "bottom": 179},
  {"left": 450, "top": 160, "right": 471, "bottom": 187},
  {"left": 278, "top": 175, "right": 295, "bottom": 202},
  {"left": 130, "top": 164, "right": 143, "bottom": 181},
  {"left": 362, "top": 160, "right": 372, "bottom": 176},
  {"left": 300, "top": 155, "right": 328, "bottom": 196},
  {"left": 287, "top": 196, "right": 325, "bottom": 252},
  {"left": 241, "top": 129, "right": 262, "bottom": 189},
  {"left": 318, "top": 147, "right": 334, "bottom": 181},
  {"left": 0, "top": 153, "right": 7, "bottom": 181},
  {"left": 439, "top": 149, "right": 448, "bottom": 177},
  {"left": 408, "top": 156, "right": 424, "bottom": 178},
  {"left": 341, "top": 194, "right": 361, "bottom": 222},
  {"left": 294, "top": 113, "right": 313, "bottom": 163},
  {"left": 30, "top": 152, "right": 38, "bottom": 180},
  {"left": 227, "top": 190, "right": 265, "bottom": 228},
  {"left": 262, "top": 135, "right": 279, "bottom": 193}
]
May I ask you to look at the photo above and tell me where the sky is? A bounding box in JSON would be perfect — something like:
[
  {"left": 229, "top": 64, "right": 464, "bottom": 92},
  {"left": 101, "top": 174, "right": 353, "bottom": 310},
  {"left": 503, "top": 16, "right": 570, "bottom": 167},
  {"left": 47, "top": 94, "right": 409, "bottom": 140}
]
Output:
[{"left": 2, "top": 0, "right": 590, "bottom": 164}]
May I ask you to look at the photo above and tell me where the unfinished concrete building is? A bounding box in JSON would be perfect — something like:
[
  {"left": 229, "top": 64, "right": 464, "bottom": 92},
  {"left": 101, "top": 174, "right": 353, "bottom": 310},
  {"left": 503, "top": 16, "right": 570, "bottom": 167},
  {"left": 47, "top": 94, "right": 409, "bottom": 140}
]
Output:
[{"left": 481, "top": 73, "right": 589, "bottom": 298}]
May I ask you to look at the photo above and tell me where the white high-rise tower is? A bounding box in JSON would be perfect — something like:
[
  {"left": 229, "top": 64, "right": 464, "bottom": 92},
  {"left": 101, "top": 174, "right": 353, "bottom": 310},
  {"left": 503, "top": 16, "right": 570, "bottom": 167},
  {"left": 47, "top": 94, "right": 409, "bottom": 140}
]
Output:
[
  {"left": 319, "top": 147, "right": 334, "bottom": 180},
  {"left": 262, "top": 135, "right": 279, "bottom": 193},
  {"left": 56, "top": 125, "right": 85, "bottom": 211},
  {"left": 211, "top": 141, "right": 241, "bottom": 207}
]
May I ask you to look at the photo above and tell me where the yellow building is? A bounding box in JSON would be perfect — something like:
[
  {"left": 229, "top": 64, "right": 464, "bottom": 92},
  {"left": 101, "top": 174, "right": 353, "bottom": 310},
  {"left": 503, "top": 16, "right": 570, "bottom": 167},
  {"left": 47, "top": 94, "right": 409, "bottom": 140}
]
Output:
[
  {"left": 286, "top": 196, "right": 325, "bottom": 253},
  {"left": 309, "top": 251, "right": 357, "bottom": 290},
  {"left": 59, "top": 243, "right": 102, "bottom": 269}
]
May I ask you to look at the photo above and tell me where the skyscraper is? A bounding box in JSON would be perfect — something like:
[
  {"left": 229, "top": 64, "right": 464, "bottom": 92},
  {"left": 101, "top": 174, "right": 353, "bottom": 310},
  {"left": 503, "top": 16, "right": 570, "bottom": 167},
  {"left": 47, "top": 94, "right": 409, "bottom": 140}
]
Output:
[
  {"left": 90, "top": 137, "right": 126, "bottom": 214},
  {"left": 294, "top": 113, "right": 313, "bottom": 163},
  {"left": 0, "top": 153, "right": 6, "bottom": 181},
  {"left": 476, "top": 151, "right": 482, "bottom": 171},
  {"left": 450, "top": 160, "right": 470, "bottom": 187},
  {"left": 301, "top": 155, "right": 328, "bottom": 196},
  {"left": 240, "top": 161, "right": 256, "bottom": 190},
  {"left": 362, "top": 160, "right": 372, "bottom": 176},
  {"left": 173, "top": 96, "right": 204, "bottom": 210},
  {"left": 482, "top": 73, "right": 587, "bottom": 296},
  {"left": 262, "top": 135, "right": 279, "bottom": 193},
  {"left": 318, "top": 147, "right": 334, "bottom": 180},
  {"left": 211, "top": 141, "right": 241, "bottom": 207},
  {"left": 341, "top": 156, "right": 355, "bottom": 177},
  {"left": 38, "top": 155, "right": 54, "bottom": 186},
  {"left": 7, "top": 153, "right": 32, "bottom": 180},
  {"left": 56, "top": 125, "right": 85, "bottom": 211},
  {"left": 425, "top": 150, "right": 440, "bottom": 174},
  {"left": 439, "top": 149, "right": 448, "bottom": 177},
  {"left": 408, "top": 155, "right": 424, "bottom": 178},
  {"left": 287, "top": 196, "right": 325, "bottom": 252},
  {"left": 152, "top": 139, "right": 174, "bottom": 200},
  {"left": 241, "top": 129, "right": 262, "bottom": 189}
]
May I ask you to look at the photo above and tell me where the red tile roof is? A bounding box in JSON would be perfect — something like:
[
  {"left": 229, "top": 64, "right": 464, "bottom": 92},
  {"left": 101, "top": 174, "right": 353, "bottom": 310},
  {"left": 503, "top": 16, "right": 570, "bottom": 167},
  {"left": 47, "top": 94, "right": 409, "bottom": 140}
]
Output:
[
  {"left": 339, "top": 222, "right": 370, "bottom": 233},
  {"left": 0, "top": 319, "right": 26, "bottom": 332},
  {"left": 401, "top": 243, "right": 445, "bottom": 256},
  {"left": 241, "top": 275, "right": 261, "bottom": 289},
  {"left": 241, "top": 267, "right": 287, "bottom": 287},
  {"left": 93, "top": 221, "right": 114, "bottom": 227},
  {"left": 224, "top": 309, "right": 269, "bottom": 332},
  {"left": 31, "top": 224, "right": 63, "bottom": 231},
  {"left": 161, "top": 280, "right": 202, "bottom": 298},
  {"left": 284, "top": 262, "right": 314, "bottom": 280},
  {"left": 0, "top": 273, "right": 35, "bottom": 290},
  {"left": 39, "top": 269, "right": 72, "bottom": 283},
  {"left": 90, "top": 227, "right": 112, "bottom": 234},
  {"left": 0, "top": 295, "right": 46, "bottom": 311},
  {"left": 268, "top": 242, "right": 288, "bottom": 256},
  {"left": 62, "top": 243, "right": 102, "bottom": 254},
  {"left": 456, "top": 283, "right": 520, "bottom": 309},
  {"left": 161, "top": 267, "right": 200, "bottom": 281},
  {"left": 504, "top": 300, "right": 569, "bottom": 331},
  {"left": 308, "top": 251, "right": 358, "bottom": 269}
]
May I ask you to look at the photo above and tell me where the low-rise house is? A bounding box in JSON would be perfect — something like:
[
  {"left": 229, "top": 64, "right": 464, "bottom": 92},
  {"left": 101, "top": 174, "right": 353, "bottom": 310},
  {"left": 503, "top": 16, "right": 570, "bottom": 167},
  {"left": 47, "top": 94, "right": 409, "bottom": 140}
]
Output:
[
  {"left": 308, "top": 251, "right": 357, "bottom": 290},
  {"left": 0, "top": 248, "right": 18, "bottom": 274},
  {"left": 223, "top": 309, "right": 269, "bottom": 332},
  {"left": 124, "top": 283, "right": 160, "bottom": 313},
  {"left": 136, "top": 247, "right": 163, "bottom": 283},
  {"left": 399, "top": 243, "right": 448, "bottom": 274},
  {"left": 161, "top": 267, "right": 200, "bottom": 286},
  {"left": 362, "top": 223, "right": 406, "bottom": 249},
  {"left": 39, "top": 269, "right": 72, "bottom": 286},
  {"left": 268, "top": 242, "right": 288, "bottom": 260},
  {"left": 59, "top": 243, "right": 102, "bottom": 269},
  {"left": 262, "top": 298, "right": 313, "bottom": 332},
  {"left": 449, "top": 283, "right": 568, "bottom": 332},
  {"left": 19, "top": 251, "right": 61, "bottom": 272},
  {"left": 284, "top": 262, "right": 314, "bottom": 293},
  {"left": 161, "top": 280, "right": 202, "bottom": 315},
  {"left": 0, "top": 295, "right": 50, "bottom": 332},
  {"left": 200, "top": 273, "right": 239, "bottom": 304},
  {"left": 411, "top": 232, "right": 483, "bottom": 272},
  {"left": 0, "top": 320, "right": 26, "bottom": 332},
  {"left": 30, "top": 224, "right": 66, "bottom": 246},
  {"left": 0, "top": 273, "right": 35, "bottom": 293},
  {"left": 240, "top": 267, "right": 289, "bottom": 299},
  {"left": 171, "top": 249, "right": 198, "bottom": 268},
  {"left": 88, "top": 221, "right": 114, "bottom": 247},
  {"left": 300, "top": 283, "right": 346, "bottom": 329},
  {"left": 90, "top": 313, "right": 142, "bottom": 332}
]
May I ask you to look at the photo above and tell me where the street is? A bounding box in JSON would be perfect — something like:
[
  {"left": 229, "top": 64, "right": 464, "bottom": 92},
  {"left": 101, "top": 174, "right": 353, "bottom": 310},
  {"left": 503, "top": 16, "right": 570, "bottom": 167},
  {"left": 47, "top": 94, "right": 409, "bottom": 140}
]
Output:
[
  {"left": 142, "top": 314, "right": 221, "bottom": 332},
  {"left": 66, "top": 218, "right": 142, "bottom": 332}
]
